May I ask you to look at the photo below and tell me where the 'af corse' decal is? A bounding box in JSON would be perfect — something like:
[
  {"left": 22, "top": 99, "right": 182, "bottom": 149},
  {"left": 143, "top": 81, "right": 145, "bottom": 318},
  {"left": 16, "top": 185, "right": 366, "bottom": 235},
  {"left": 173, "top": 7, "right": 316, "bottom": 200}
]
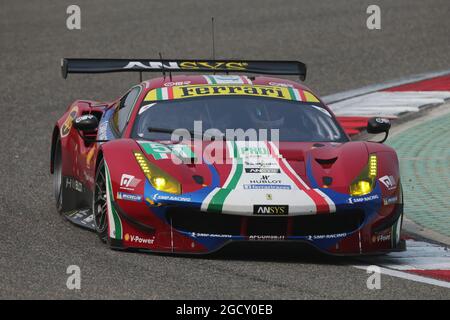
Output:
[
  {"left": 120, "top": 174, "right": 141, "bottom": 191},
  {"left": 60, "top": 106, "right": 78, "bottom": 138},
  {"left": 379, "top": 175, "right": 397, "bottom": 190}
]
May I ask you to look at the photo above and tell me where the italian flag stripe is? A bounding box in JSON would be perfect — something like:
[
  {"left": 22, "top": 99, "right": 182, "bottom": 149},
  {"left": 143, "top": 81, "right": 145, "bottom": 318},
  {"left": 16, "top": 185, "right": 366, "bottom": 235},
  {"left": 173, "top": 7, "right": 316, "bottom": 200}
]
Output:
[
  {"left": 203, "top": 76, "right": 212, "bottom": 84},
  {"left": 156, "top": 88, "right": 163, "bottom": 100},
  {"left": 207, "top": 75, "right": 217, "bottom": 84},
  {"left": 288, "top": 88, "right": 302, "bottom": 101},
  {"left": 241, "top": 76, "right": 252, "bottom": 84},
  {"left": 267, "top": 142, "right": 330, "bottom": 214},
  {"left": 162, "top": 87, "right": 169, "bottom": 100},
  {"left": 295, "top": 89, "right": 302, "bottom": 101},
  {"left": 207, "top": 142, "right": 243, "bottom": 212},
  {"left": 288, "top": 87, "right": 296, "bottom": 100},
  {"left": 299, "top": 89, "right": 306, "bottom": 101},
  {"left": 105, "top": 162, "right": 123, "bottom": 239},
  {"left": 167, "top": 87, "right": 174, "bottom": 99},
  {"left": 155, "top": 88, "right": 170, "bottom": 100}
]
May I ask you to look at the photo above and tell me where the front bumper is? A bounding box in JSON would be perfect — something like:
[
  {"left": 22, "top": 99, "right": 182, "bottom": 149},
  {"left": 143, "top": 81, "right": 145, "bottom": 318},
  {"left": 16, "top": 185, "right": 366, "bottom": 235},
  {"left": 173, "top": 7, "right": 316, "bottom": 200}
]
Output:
[{"left": 114, "top": 200, "right": 404, "bottom": 255}]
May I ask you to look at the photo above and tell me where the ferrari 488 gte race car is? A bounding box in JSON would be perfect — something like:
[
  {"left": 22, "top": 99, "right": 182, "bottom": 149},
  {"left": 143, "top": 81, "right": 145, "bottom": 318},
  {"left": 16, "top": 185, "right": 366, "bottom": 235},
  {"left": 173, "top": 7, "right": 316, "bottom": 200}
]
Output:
[{"left": 51, "top": 58, "right": 405, "bottom": 255}]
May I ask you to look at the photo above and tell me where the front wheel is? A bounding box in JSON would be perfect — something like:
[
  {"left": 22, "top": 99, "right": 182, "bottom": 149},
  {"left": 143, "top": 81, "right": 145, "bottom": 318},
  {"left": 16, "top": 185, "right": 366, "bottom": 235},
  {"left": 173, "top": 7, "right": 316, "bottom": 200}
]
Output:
[{"left": 93, "top": 158, "right": 109, "bottom": 243}]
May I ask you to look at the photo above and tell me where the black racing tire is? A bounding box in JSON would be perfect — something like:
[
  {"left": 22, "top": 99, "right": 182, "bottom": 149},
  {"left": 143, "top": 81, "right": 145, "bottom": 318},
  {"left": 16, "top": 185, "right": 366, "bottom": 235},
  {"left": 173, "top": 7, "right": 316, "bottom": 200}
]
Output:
[
  {"left": 53, "top": 135, "right": 64, "bottom": 213},
  {"left": 93, "top": 158, "right": 109, "bottom": 243}
]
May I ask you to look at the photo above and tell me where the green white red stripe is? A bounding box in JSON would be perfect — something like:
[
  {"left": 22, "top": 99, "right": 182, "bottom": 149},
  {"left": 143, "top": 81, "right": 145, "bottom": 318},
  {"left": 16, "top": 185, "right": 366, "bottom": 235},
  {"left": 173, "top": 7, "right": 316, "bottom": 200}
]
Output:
[
  {"left": 104, "top": 161, "right": 123, "bottom": 239},
  {"left": 155, "top": 87, "right": 173, "bottom": 100},
  {"left": 267, "top": 141, "right": 334, "bottom": 213},
  {"left": 201, "top": 141, "right": 242, "bottom": 212},
  {"left": 287, "top": 87, "right": 304, "bottom": 101},
  {"left": 200, "top": 141, "right": 335, "bottom": 215}
]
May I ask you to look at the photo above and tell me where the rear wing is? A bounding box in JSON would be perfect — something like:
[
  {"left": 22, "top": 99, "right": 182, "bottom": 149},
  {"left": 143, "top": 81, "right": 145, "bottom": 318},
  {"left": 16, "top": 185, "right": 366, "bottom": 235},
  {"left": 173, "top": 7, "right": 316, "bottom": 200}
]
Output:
[{"left": 61, "top": 58, "right": 307, "bottom": 81}]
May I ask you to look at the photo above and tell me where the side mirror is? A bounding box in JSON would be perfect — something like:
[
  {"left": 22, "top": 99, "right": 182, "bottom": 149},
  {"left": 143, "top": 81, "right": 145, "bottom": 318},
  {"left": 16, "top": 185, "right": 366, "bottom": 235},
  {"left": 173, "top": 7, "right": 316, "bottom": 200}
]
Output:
[
  {"left": 72, "top": 115, "right": 108, "bottom": 144},
  {"left": 73, "top": 114, "right": 99, "bottom": 132},
  {"left": 367, "top": 117, "right": 391, "bottom": 143}
]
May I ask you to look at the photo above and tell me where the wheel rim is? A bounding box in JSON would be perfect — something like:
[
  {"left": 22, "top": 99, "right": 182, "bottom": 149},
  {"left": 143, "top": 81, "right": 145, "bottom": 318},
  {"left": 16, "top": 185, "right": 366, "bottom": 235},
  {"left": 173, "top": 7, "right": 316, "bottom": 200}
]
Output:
[
  {"left": 93, "top": 161, "right": 108, "bottom": 234},
  {"left": 53, "top": 141, "right": 63, "bottom": 209}
]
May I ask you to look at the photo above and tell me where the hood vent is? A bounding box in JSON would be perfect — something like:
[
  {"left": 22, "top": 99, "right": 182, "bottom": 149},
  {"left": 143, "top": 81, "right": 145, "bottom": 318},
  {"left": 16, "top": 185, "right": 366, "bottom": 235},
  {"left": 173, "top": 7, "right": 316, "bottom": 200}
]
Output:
[
  {"left": 192, "top": 175, "right": 204, "bottom": 185},
  {"left": 315, "top": 157, "right": 338, "bottom": 169}
]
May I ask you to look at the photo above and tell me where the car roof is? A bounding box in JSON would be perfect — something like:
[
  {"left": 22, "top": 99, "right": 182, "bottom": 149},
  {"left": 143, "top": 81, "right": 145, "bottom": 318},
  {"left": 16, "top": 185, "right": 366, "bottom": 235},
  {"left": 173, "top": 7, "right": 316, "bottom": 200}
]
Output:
[{"left": 136, "top": 74, "right": 324, "bottom": 107}]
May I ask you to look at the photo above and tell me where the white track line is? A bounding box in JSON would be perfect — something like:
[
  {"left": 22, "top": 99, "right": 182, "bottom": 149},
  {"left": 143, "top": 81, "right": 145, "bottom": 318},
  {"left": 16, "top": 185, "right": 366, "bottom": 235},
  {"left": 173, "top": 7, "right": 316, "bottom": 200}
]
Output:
[
  {"left": 353, "top": 240, "right": 450, "bottom": 289},
  {"left": 329, "top": 91, "right": 450, "bottom": 116},
  {"left": 353, "top": 265, "right": 450, "bottom": 289}
]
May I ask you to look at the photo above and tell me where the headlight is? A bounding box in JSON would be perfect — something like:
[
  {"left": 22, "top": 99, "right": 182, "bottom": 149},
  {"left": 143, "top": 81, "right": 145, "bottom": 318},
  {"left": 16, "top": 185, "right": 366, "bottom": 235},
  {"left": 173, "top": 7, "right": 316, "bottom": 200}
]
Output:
[
  {"left": 134, "top": 152, "right": 181, "bottom": 194},
  {"left": 349, "top": 154, "right": 377, "bottom": 196}
]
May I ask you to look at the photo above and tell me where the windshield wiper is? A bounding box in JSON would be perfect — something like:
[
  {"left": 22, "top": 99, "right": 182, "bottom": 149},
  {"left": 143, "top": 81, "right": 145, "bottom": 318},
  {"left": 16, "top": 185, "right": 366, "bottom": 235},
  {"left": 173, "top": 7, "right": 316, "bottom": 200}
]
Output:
[{"left": 147, "top": 127, "right": 184, "bottom": 135}]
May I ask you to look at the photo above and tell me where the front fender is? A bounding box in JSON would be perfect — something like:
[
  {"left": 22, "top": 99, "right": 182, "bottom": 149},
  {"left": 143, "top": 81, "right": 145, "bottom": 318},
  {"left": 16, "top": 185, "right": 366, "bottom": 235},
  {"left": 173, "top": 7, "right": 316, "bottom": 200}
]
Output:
[{"left": 100, "top": 139, "right": 171, "bottom": 244}]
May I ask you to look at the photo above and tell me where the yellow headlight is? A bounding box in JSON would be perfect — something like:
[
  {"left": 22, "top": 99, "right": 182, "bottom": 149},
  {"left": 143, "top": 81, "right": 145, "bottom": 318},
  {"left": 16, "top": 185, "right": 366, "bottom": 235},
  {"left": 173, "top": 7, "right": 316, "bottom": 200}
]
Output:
[
  {"left": 350, "top": 180, "right": 372, "bottom": 196},
  {"left": 349, "top": 154, "right": 377, "bottom": 196},
  {"left": 152, "top": 177, "right": 167, "bottom": 189},
  {"left": 134, "top": 152, "right": 181, "bottom": 194}
]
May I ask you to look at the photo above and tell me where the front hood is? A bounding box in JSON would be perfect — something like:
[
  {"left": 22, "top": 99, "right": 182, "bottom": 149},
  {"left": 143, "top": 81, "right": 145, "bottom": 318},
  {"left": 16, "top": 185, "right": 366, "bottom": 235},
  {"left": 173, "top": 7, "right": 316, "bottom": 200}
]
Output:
[{"left": 137, "top": 140, "right": 373, "bottom": 215}]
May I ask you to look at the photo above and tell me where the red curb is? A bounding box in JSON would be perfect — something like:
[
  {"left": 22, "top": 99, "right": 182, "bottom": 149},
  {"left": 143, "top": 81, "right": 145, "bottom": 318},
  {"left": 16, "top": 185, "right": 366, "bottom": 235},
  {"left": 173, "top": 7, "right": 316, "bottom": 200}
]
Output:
[
  {"left": 334, "top": 74, "right": 450, "bottom": 135},
  {"left": 383, "top": 75, "right": 450, "bottom": 92},
  {"left": 336, "top": 116, "right": 370, "bottom": 136},
  {"left": 406, "top": 270, "right": 450, "bottom": 282}
]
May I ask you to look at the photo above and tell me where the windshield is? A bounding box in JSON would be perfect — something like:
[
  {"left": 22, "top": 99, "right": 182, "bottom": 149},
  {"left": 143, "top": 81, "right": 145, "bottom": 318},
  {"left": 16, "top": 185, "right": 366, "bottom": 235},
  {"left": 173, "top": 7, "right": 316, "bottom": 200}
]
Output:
[{"left": 132, "top": 96, "right": 348, "bottom": 142}]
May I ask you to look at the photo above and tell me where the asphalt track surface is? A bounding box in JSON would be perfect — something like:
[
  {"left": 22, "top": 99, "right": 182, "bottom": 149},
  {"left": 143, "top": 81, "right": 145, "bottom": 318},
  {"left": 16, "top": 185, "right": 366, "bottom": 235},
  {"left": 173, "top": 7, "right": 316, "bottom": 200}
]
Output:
[{"left": 1, "top": 0, "right": 450, "bottom": 299}]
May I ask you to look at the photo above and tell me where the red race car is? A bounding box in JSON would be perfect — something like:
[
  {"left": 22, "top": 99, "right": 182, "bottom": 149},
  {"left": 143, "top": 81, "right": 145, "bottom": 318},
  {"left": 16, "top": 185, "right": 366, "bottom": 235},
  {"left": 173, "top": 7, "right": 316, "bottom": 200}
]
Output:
[{"left": 50, "top": 58, "right": 404, "bottom": 255}]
